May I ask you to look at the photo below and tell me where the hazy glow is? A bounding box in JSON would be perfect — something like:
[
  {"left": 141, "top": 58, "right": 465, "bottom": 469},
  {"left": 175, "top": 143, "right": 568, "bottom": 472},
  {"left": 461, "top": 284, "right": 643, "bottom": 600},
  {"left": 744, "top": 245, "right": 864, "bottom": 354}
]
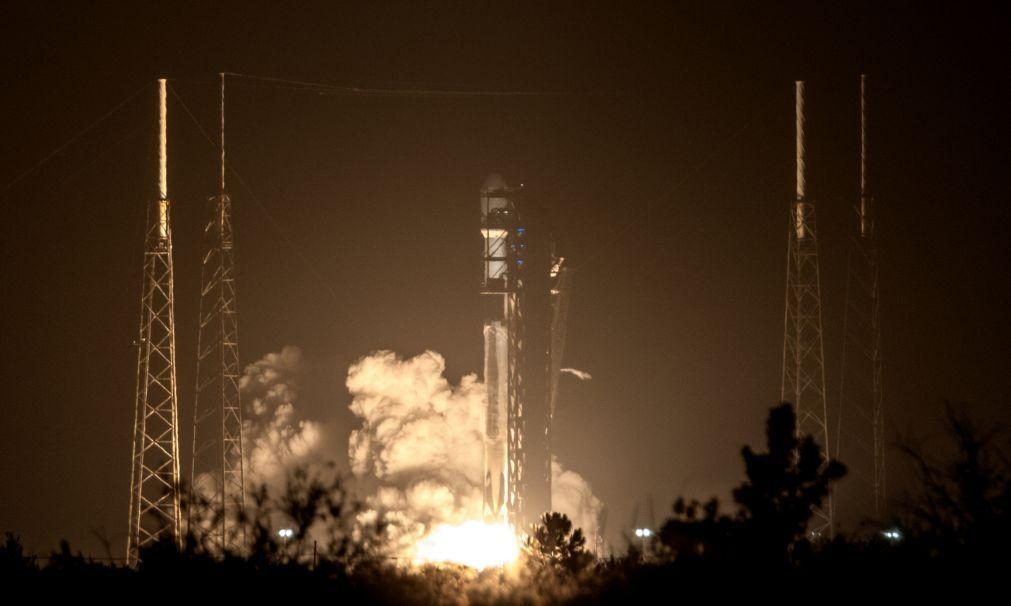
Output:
[{"left": 413, "top": 520, "right": 520, "bottom": 569}]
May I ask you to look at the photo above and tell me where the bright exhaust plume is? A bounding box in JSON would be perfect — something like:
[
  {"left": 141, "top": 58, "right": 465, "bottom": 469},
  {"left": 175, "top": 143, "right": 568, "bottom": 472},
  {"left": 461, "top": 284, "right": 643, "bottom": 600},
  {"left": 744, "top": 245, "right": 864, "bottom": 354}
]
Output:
[
  {"left": 346, "top": 350, "right": 603, "bottom": 559},
  {"left": 413, "top": 520, "right": 519, "bottom": 569}
]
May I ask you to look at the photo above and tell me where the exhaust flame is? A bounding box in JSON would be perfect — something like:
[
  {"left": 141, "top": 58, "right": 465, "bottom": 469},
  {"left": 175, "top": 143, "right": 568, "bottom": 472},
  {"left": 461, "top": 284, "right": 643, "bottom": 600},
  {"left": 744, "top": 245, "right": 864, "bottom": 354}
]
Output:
[{"left": 413, "top": 520, "right": 520, "bottom": 569}]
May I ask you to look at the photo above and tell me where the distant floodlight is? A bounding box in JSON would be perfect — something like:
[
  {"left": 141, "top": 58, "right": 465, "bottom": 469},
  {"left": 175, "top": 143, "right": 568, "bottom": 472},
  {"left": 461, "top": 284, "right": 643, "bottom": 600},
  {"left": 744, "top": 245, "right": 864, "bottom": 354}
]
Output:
[
  {"left": 278, "top": 528, "right": 294, "bottom": 539},
  {"left": 881, "top": 528, "right": 902, "bottom": 542},
  {"left": 634, "top": 528, "right": 652, "bottom": 559}
]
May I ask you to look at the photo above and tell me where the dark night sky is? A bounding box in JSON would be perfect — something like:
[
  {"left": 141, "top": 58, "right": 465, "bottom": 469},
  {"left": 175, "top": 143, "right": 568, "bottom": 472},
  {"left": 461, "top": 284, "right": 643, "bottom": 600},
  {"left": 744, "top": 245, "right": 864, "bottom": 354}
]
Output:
[{"left": 1, "top": 1, "right": 1008, "bottom": 555}]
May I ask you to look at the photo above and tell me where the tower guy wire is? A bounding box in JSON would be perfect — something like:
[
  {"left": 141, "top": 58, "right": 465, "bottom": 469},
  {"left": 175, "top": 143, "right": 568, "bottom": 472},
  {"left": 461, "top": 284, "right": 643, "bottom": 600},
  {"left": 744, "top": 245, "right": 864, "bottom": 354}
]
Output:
[
  {"left": 1, "top": 84, "right": 146, "bottom": 198},
  {"left": 167, "top": 84, "right": 343, "bottom": 307}
]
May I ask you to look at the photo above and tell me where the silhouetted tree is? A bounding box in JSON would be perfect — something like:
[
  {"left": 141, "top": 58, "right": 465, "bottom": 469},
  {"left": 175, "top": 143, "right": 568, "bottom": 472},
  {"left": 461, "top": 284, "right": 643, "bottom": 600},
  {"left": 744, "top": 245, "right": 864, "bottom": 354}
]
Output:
[
  {"left": 733, "top": 403, "right": 846, "bottom": 560},
  {"left": 13, "top": 404, "right": 1011, "bottom": 597},
  {"left": 525, "top": 512, "right": 592, "bottom": 574},
  {"left": 899, "top": 405, "right": 1011, "bottom": 561},
  {"left": 1, "top": 532, "right": 36, "bottom": 576},
  {"left": 656, "top": 497, "right": 731, "bottom": 561},
  {"left": 658, "top": 403, "right": 845, "bottom": 565}
]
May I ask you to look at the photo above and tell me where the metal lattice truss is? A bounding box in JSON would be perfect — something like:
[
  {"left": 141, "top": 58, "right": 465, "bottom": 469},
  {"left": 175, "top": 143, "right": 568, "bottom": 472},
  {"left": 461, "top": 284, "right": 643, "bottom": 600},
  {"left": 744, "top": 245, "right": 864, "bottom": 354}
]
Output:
[
  {"left": 781, "top": 81, "right": 833, "bottom": 538},
  {"left": 838, "top": 230, "right": 884, "bottom": 519},
  {"left": 782, "top": 197, "right": 833, "bottom": 537},
  {"left": 480, "top": 181, "right": 529, "bottom": 529},
  {"left": 506, "top": 288, "right": 525, "bottom": 528},
  {"left": 189, "top": 192, "right": 245, "bottom": 552},
  {"left": 837, "top": 74, "right": 885, "bottom": 521},
  {"left": 128, "top": 198, "right": 182, "bottom": 564}
]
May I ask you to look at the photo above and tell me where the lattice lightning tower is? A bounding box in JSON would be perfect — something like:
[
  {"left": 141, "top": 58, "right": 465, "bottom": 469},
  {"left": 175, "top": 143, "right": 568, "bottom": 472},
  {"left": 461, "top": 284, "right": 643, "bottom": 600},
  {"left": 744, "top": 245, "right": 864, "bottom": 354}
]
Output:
[
  {"left": 837, "top": 74, "right": 885, "bottom": 520},
  {"left": 128, "top": 79, "right": 182, "bottom": 564},
  {"left": 189, "top": 73, "right": 246, "bottom": 551},
  {"left": 781, "top": 80, "right": 833, "bottom": 536}
]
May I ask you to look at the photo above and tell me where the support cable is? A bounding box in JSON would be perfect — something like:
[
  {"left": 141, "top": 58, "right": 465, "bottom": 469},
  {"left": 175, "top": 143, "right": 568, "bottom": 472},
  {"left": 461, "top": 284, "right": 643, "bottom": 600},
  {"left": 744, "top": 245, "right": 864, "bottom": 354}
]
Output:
[
  {"left": 168, "top": 85, "right": 342, "bottom": 305},
  {"left": 1, "top": 84, "right": 147, "bottom": 197},
  {"left": 222, "top": 72, "right": 569, "bottom": 98}
]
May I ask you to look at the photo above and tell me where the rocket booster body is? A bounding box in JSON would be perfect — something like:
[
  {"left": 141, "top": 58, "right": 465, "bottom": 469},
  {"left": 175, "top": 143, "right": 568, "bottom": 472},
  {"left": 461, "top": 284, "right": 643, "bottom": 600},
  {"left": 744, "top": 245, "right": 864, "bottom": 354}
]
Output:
[
  {"left": 483, "top": 321, "right": 508, "bottom": 519},
  {"left": 480, "top": 174, "right": 519, "bottom": 522}
]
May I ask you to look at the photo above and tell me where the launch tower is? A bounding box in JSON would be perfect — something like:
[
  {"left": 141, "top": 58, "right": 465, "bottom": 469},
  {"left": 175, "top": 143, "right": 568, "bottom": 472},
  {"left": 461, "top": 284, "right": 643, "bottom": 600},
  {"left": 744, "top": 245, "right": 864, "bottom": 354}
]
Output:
[{"left": 480, "top": 175, "right": 525, "bottom": 527}]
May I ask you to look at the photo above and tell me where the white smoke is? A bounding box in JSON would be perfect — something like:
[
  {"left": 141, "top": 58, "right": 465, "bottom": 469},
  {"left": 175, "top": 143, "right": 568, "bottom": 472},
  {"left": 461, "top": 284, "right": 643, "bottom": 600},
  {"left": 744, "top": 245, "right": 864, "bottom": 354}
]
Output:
[
  {"left": 347, "top": 350, "right": 485, "bottom": 553},
  {"left": 206, "top": 346, "right": 603, "bottom": 556},
  {"left": 186, "top": 347, "right": 326, "bottom": 547},
  {"left": 240, "top": 346, "right": 324, "bottom": 490},
  {"left": 346, "top": 349, "right": 604, "bottom": 555},
  {"left": 552, "top": 460, "right": 603, "bottom": 543}
]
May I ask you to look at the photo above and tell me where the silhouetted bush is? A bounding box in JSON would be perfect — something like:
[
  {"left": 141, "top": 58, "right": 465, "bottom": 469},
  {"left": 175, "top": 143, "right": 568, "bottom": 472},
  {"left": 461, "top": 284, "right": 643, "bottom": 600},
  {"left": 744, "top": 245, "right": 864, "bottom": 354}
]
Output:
[
  {"left": 1, "top": 532, "right": 36, "bottom": 576},
  {"left": 896, "top": 404, "right": 1011, "bottom": 574},
  {"left": 657, "top": 402, "right": 845, "bottom": 567},
  {"left": 525, "top": 512, "right": 593, "bottom": 574},
  {"left": 5, "top": 402, "right": 1009, "bottom": 600}
]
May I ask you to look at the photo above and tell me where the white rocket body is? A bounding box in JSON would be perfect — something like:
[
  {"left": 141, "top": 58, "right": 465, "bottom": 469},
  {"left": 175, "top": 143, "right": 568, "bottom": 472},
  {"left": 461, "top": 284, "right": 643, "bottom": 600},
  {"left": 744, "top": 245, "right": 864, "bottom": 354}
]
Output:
[
  {"left": 480, "top": 174, "right": 514, "bottom": 522},
  {"left": 483, "top": 321, "right": 509, "bottom": 520}
]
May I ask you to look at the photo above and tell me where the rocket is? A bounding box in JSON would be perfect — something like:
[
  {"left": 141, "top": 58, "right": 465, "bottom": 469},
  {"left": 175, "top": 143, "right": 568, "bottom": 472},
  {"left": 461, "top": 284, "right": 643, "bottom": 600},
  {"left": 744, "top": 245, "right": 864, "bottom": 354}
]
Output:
[
  {"left": 480, "top": 174, "right": 515, "bottom": 522},
  {"left": 478, "top": 173, "right": 563, "bottom": 526}
]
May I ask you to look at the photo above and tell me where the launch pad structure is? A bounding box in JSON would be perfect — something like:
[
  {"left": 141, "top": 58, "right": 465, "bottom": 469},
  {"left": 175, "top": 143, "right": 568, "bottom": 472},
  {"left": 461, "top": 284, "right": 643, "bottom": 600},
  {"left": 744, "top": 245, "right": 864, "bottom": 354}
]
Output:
[
  {"left": 480, "top": 174, "right": 572, "bottom": 531},
  {"left": 118, "top": 72, "right": 888, "bottom": 556},
  {"left": 124, "top": 75, "right": 579, "bottom": 561},
  {"left": 106, "top": 68, "right": 906, "bottom": 573}
]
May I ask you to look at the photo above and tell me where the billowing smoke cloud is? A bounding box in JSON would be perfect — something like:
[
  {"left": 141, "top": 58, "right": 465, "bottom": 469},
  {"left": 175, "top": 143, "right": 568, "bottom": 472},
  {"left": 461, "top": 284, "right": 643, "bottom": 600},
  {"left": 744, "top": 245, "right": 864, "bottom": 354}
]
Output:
[
  {"left": 552, "top": 461, "right": 603, "bottom": 543},
  {"left": 346, "top": 349, "right": 604, "bottom": 553},
  {"left": 240, "top": 346, "right": 324, "bottom": 490},
  {"left": 347, "top": 350, "right": 486, "bottom": 553},
  {"left": 187, "top": 347, "right": 325, "bottom": 545},
  {"left": 202, "top": 346, "right": 602, "bottom": 556}
]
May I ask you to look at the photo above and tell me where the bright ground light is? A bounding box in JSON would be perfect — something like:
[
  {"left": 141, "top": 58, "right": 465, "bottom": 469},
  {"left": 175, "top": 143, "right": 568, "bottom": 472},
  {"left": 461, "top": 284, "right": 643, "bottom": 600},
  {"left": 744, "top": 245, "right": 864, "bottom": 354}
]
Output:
[{"left": 413, "top": 520, "right": 520, "bottom": 569}]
